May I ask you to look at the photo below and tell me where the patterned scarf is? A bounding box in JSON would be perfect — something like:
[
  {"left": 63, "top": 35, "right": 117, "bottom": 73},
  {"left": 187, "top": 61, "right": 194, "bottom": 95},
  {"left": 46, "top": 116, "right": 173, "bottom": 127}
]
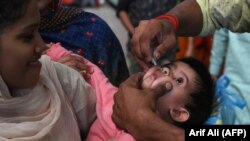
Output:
[{"left": 39, "top": 2, "right": 84, "bottom": 32}]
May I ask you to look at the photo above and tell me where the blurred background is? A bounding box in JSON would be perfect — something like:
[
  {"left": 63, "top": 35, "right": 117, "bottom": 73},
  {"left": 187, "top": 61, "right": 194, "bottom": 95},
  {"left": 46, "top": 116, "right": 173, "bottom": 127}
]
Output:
[{"left": 84, "top": 0, "right": 130, "bottom": 70}]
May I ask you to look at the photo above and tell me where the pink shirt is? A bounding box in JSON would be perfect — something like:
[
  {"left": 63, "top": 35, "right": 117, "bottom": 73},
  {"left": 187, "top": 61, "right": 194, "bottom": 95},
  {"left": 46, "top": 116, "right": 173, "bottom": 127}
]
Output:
[{"left": 47, "top": 43, "right": 135, "bottom": 141}]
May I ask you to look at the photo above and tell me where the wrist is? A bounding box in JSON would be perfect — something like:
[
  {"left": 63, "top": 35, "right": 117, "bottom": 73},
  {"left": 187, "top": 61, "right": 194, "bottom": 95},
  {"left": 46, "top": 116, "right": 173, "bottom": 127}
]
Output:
[
  {"left": 155, "top": 14, "right": 179, "bottom": 32},
  {"left": 127, "top": 109, "right": 157, "bottom": 141}
]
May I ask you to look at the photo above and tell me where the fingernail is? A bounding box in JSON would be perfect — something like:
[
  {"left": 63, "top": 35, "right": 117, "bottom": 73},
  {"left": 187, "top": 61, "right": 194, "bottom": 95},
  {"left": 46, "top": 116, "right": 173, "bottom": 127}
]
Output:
[
  {"left": 165, "top": 82, "right": 172, "bottom": 92},
  {"left": 146, "top": 56, "right": 152, "bottom": 63},
  {"left": 89, "top": 67, "right": 94, "bottom": 74},
  {"left": 147, "top": 76, "right": 154, "bottom": 81},
  {"left": 143, "top": 66, "right": 149, "bottom": 72},
  {"left": 154, "top": 52, "right": 160, "bottom": 60}
]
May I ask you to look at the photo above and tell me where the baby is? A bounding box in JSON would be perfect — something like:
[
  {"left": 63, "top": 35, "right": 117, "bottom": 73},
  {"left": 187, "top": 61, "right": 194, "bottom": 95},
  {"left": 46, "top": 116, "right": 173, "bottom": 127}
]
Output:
[
  {"left": 47, "top": 43, "right": 214, "bottom": 141},
  {"left": 87, "top": 58, "right": 214, "bottom": 141}
]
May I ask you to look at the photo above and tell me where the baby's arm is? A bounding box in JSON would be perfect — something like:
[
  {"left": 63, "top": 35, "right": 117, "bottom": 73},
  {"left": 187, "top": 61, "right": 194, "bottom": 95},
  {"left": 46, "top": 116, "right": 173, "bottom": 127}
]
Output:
[
  {"left": 45, "top": 42, "right": 123, "bottom": 140},
  {"left": 45, "top": 42, "right": 116, "bottom": 89},
  {"left": 45, "top": 42, "right": 93, "bottom": 79}
]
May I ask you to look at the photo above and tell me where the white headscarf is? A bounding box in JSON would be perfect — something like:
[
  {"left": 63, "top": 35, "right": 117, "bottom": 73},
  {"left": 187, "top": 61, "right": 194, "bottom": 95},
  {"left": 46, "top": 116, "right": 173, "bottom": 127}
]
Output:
[{"left": 0, "top": 56, "right": 96, "bottom": 141}]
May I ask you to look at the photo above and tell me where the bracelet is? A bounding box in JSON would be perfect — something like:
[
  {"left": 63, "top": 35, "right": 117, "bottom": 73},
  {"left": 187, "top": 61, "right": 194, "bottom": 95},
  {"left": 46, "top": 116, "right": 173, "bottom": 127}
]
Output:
[{"left": 155, "top": 14, "right": 179, "bottom": 31}]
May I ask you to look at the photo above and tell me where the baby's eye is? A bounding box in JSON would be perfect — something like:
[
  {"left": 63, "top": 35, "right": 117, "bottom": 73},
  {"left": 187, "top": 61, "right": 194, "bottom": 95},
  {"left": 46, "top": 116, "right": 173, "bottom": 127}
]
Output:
[
  {"left": 161, "top": 67, "right": 170, "bottom": 76},
  {"left": 176, "top": 77, "right": 184, "bottom": 85}
]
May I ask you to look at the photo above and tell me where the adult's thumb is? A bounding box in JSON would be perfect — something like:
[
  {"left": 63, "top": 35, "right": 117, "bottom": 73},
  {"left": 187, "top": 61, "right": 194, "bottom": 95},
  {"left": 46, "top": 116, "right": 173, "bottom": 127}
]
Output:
[{"left": 148, "top": 81, "right": 172, "bottom": 100}]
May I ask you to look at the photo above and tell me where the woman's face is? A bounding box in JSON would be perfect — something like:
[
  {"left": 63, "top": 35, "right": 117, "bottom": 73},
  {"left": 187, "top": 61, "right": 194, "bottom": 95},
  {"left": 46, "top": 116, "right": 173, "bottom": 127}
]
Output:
[
  {"left": 142, "top": 61, "right": 197, "bottom": 121},
  {"left": 0, "top": 0, "right": 47, "bottom": 90}
]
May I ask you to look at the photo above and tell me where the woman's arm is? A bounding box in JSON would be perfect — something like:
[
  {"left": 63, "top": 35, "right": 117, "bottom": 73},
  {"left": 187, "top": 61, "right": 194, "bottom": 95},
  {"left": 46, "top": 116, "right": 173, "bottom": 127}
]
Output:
[
  {"left": 117, "top": 0, "right": 135, "bottom": 34},
  {"left": 119, "top": 11, "right": 135, "bottom": 35},
  {"left": 167, "top": 0, "right": 203, "bottom": 36}
]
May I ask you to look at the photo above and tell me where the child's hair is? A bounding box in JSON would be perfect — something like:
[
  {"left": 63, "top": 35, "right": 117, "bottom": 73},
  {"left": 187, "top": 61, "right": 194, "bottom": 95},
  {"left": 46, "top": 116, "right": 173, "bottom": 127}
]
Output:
[
  {"left": 175, "top": 57, "right": 214, "bottom": 127},
  {"left": 0, "top": 0, "right": 31, "bottom": 33}
]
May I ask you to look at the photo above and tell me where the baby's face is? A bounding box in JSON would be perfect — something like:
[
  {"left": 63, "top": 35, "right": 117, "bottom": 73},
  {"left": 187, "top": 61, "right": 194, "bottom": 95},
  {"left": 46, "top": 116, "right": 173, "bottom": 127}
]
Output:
[{"left": 141, "top": 61, "right": 197, "bottom": 121}]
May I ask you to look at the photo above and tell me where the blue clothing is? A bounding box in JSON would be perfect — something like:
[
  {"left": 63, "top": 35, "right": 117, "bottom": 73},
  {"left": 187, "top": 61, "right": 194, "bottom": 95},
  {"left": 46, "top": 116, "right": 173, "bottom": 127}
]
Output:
[
  {"left": 40, "top": 9, "right": 129, "bottom": 86},
  {"left": 209, "top": 29, "right": 250, "bottom": 124}
]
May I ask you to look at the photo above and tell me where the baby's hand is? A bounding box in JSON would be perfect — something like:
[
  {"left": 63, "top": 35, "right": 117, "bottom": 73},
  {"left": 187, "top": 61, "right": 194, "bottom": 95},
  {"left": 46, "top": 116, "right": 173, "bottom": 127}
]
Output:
[
  {"left": 42, "top": 43, "right": 53, "bottom": 55},
  {"left": 57, "top": 54, "right": 94, "bottom": 79},
  {"left": 45, "top": 42, "right": 93, "bottom": 79}
]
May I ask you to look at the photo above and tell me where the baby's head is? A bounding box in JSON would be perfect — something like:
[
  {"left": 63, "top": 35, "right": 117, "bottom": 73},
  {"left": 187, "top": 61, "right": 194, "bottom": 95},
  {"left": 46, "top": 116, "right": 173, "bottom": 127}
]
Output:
[{"left": 141, "top": 57, "right": 214, "bottom": 127}]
